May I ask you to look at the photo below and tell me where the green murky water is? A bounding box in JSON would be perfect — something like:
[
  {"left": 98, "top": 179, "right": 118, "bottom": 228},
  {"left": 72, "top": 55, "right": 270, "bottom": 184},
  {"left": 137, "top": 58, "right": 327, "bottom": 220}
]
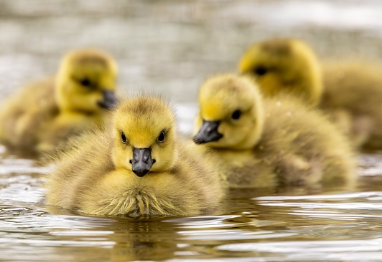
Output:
[{"left": 2, "top": 1, "right": 382, "bottom": 261}]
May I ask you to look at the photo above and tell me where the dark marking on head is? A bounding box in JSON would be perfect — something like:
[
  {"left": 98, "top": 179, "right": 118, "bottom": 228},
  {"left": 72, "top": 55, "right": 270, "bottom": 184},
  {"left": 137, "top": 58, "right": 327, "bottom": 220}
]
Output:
[
  {"left": 76, "top": 56, "right": 109, "bottom": 67},
  {"left": 213, "top": 76, "right": 251, "bottom": 96},
  {"left": 119, "top": 97, "right": 171, "bottom": 119},
  {"left": 261, "top": 39, "right": 292, "bottom": 56}
]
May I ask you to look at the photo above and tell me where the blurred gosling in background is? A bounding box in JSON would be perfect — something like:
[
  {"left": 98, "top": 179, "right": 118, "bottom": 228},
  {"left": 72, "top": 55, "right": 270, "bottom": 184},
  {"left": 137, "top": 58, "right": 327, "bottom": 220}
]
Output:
[
  {"left": 46, "top": 96, "right": 223, "bottom": 218},
  {"left": 0, "top": 48, "right": 118, "bottom": 155},
  {"left": 193, "top": 74, "right": 356, "bottom": 189},
  {"left": 239, "top": 38, "right": 382, "bottom": 150}
]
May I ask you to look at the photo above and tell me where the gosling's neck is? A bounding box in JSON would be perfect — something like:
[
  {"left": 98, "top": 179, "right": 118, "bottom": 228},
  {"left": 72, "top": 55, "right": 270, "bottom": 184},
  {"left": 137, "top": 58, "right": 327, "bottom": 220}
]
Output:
[
  {"left": 298, "top": 67, "right": 323, "bottom": 106},
  {"left": 295, "top": 43, "right": 324, "bottom": 106}
]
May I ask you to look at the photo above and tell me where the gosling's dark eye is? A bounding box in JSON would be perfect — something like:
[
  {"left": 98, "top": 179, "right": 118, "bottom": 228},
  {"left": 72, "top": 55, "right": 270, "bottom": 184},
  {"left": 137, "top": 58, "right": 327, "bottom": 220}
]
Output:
[
  {"left": 121, "top": 131, "right": 127, "bottom": 144},
  {"left": 78, "top": 77, "right": 93, "bottom": 88},
  {"left": 232, "top": 110, "right": 242, "bottom": 120},
  {"left": 254, "top": 66, "right": 268, "bottom": 76},
  {"left": 157, "top": 130, "right": 166, "bottom": 143}
]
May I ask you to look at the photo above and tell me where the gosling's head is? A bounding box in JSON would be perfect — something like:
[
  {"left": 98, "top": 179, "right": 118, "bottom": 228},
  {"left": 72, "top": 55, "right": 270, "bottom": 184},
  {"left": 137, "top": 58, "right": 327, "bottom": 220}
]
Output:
[
  {"left": 193, "top": 74, "right": 264, "bottom": 150},
  {"left": 55, "top": 48, "right": 118, "bottom": 113},
  {"left": 238, "top": 38, "right": 322, "bottom": 106},
  {"left": 112, "top": 96, "right": 176, "bottom": 177}
]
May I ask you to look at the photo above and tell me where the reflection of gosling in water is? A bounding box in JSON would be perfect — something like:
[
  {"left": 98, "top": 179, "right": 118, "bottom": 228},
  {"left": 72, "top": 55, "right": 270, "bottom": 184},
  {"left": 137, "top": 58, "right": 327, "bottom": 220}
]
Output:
[
  {"left": 47, "top": 96, "right": 223, "bottom": 217},
  {"left": 0, "top": 48, "right": 118, "bottom": 154},
  {"left": 238, "top": 38, "right": 382, "bottom": 150},
  {"left": 193, "top": 74, "right": 356, "bottom": 188}
]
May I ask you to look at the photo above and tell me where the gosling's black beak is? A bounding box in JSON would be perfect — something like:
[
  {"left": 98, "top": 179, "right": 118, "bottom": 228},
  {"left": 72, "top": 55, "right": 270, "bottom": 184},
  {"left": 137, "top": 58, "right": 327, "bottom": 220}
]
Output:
[
  {"left": 130, "top": 148, "right": 156, "bottom": 177},
  {"left": 98, "top": 90, "right": 118, "bottom": 110},
  {"left": 193, "top": 120, "right": 223, "bottom": 144}
]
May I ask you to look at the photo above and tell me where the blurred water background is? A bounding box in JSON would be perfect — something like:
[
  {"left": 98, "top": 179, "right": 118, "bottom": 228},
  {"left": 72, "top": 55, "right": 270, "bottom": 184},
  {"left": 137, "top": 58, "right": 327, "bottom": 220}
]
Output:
[{"left": 2, "top": 0, "right": 382, "bottom": 261}]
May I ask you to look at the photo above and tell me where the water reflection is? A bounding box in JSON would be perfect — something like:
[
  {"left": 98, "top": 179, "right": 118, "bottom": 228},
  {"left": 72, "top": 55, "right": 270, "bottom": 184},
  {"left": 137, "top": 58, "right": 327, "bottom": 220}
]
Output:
[
  {"left": 45, "top": 217, "right": 180, "bottom": 262},
  {"left": 2, "top": 153, "right": 382, "bottom": 261}
]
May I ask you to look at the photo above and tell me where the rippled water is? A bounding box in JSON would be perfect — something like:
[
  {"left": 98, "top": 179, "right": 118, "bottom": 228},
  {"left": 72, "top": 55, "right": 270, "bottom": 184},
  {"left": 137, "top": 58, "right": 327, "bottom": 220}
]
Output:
[{"left": 2, "top": 0, "right": 382, "bottom": 261}]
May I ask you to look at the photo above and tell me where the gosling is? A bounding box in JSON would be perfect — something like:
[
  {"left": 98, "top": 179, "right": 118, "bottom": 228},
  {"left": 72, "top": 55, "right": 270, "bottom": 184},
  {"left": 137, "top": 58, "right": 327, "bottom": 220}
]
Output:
[
  {"left": 238, "top": 38, "right": 382, "bottom": 150},
  {"left": 0, "top": 48, "right": 118, "bottom": 155},
  {"left": 46, "top": 96, "right": 224, "bottom": 217},
  {"left": 193, "top": 74, "right": 356, "bottom": 189}
]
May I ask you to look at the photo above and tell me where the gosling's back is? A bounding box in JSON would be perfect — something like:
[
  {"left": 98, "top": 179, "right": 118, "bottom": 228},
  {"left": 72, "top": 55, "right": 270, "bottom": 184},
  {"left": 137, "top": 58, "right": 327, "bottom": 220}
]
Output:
[
  {"left": 259, "top": 94, "right": 356, "bottom": 187},
  {"left": 0, "top": 78, "right": 57, "bottom": 151},
  {"left": 321, "top": 61, "right": 382, "bottom": 149}
]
